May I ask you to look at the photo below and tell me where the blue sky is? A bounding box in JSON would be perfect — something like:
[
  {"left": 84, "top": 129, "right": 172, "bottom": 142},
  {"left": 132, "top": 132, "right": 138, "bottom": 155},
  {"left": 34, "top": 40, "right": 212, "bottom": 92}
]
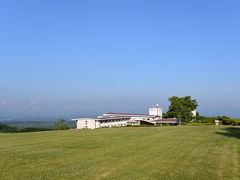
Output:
[{"left": 0, "top": 0, "right": 240, "bottom": 117}]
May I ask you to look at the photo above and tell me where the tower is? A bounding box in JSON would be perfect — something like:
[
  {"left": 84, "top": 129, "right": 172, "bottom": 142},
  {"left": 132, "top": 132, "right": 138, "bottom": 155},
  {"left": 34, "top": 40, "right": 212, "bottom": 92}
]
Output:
[{"left": 149, "top": 104, "right": 163, "bottom": 118}]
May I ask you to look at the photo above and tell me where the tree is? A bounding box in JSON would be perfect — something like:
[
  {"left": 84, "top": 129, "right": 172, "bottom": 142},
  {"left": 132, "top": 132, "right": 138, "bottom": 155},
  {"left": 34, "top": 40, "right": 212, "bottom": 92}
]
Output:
[
  {"left": 162, "top": 113, "right": 169, "bottom": 119},
  {"left": 54, "top": 119, "right": 69, "bottom": 130},
  {"left": 166, "top": 96, "right": 198, "bottom": 124}
]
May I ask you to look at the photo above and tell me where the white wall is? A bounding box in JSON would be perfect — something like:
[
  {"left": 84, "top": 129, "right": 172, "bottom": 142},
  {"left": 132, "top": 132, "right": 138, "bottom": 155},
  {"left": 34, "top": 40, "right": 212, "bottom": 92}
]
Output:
[
  {"left": 76, "top": 118, "right": 96, "bottom": 129},
  {"left": 192, "top": 110, "right": 197, "bottom": 117},
  {"left": 75, "top": 118, "right": 128, "bottom": 129},
  {"left": 100, "top": 120, "right": 128, "bottom": 128},
  {"left": 149, "top": 107, "right": 163, "bottom": 117}
]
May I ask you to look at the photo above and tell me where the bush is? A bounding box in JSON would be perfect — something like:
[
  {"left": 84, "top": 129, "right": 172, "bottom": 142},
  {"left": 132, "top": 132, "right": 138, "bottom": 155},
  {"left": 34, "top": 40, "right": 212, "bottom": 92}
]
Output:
[
  {"left": 222, "top": 119, "right": 240, "bottom": 126},
  {"left": 198, "top": 116, "right": 240, "bottom": 126},
  {"left": 54, "top": 119, "right": 69, "bottom": 130}
]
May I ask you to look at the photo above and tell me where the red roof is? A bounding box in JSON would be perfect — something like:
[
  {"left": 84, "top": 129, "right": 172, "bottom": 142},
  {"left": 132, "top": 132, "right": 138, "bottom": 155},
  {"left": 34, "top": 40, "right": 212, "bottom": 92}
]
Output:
[{"left": 155, "top": 118, "right": 179, "bottom": 123}]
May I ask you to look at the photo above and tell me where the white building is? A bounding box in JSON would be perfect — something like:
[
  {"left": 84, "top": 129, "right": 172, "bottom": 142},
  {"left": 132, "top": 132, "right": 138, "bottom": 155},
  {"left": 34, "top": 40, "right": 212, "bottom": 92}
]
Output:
[
  {"left": 149, "top": 104, "right": 163, "bottom": 118},
  {"left": 73, "top": 105, "right": 164, "bottom": 129}
]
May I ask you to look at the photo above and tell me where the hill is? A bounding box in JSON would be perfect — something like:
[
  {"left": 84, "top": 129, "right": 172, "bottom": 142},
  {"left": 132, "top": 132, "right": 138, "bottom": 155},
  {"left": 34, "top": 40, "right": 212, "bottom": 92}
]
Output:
[{"left": 0, "top": 126, "right": 239, "bottom": 179}]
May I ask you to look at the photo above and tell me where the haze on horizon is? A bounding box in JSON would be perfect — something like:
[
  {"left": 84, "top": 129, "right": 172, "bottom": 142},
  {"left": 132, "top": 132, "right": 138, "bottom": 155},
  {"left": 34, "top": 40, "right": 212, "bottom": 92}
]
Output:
[{"left": 0, "top": 0, "right": 240, "bottom": 118}]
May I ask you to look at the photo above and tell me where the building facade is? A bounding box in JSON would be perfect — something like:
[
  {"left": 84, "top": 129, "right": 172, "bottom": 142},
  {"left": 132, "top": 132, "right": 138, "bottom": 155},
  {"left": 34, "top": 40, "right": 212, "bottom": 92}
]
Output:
[{"left": 72, "top": 116, "right": 131, "bottom": 129}]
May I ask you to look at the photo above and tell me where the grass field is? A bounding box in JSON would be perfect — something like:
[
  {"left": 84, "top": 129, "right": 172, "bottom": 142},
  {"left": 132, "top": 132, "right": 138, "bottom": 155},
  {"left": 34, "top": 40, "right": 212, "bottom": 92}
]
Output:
[{"left": 0, "top": 126, "right": 239, "bottom": 180}]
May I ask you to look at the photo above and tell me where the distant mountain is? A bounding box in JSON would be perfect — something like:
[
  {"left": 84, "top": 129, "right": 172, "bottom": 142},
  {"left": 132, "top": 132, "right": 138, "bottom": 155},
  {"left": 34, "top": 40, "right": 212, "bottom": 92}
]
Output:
[
  {"left": 0, "top": 117, "right": 15, "bottom": 122},
  {"left": 0, "top": 116, "right": 76, "bottom": 129}
]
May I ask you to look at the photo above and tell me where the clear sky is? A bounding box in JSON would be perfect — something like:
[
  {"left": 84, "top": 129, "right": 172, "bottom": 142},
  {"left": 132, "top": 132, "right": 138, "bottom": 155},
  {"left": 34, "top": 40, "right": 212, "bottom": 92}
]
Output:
[{"left": 0, "top": 0, "right": 240, "bottom": 118}]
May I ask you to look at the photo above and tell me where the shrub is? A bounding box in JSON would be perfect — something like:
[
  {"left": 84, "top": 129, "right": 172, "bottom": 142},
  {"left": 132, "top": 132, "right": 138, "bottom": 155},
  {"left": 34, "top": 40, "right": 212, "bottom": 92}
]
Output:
[
  {"left": 221, "top": 119, "right": 240, "bottom": 126},
  {"left": 54, "top": 119, "right": 69, "bottom": 130}
]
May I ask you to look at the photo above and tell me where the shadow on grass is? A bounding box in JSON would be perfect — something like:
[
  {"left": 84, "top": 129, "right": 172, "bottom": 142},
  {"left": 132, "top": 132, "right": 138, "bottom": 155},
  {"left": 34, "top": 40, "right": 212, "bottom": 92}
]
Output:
[{"left": 216, "top": 127, "right": 240, "bottom": 139}]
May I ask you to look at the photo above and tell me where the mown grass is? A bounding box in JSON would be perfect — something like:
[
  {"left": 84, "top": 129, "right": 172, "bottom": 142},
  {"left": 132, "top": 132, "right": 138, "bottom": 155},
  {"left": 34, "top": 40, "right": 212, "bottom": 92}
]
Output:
[{"left": 0, "top": 126, "right": 239, "bottom": 180}]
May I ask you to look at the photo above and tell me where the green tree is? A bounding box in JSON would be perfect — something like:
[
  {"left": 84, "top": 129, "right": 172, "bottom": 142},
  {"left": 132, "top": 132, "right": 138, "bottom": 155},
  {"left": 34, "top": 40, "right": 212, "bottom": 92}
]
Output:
[
  {"left": 166, "top": 96, "right": 198, "bottom": 124},
  {"left": 162, "top": 113, "right": 169, "bottom": 119},
  {"left": 54, "top": 119, "right": 69, "bottom": 130}
]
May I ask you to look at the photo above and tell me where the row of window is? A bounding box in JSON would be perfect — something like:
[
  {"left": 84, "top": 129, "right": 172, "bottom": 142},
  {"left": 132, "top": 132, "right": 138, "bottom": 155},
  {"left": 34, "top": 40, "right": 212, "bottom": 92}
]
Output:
[
  {"left": 98, "top": 120, "right": 128, "bottom": 123},
  {"left": 100, "top": 124, "right": 127, "bottom": 127}
]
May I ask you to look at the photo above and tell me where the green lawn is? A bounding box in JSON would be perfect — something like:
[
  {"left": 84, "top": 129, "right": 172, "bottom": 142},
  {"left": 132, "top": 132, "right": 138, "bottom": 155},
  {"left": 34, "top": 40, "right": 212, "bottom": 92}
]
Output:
[{"left": 0, "top": 126, "right": 239, "bottom": 180}]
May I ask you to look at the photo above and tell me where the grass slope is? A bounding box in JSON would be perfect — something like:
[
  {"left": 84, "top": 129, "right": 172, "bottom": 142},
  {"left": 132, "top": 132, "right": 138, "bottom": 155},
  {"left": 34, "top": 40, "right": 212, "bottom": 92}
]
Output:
[{"left": 0, "top": 126, "right": 239, "bottom": 180}]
